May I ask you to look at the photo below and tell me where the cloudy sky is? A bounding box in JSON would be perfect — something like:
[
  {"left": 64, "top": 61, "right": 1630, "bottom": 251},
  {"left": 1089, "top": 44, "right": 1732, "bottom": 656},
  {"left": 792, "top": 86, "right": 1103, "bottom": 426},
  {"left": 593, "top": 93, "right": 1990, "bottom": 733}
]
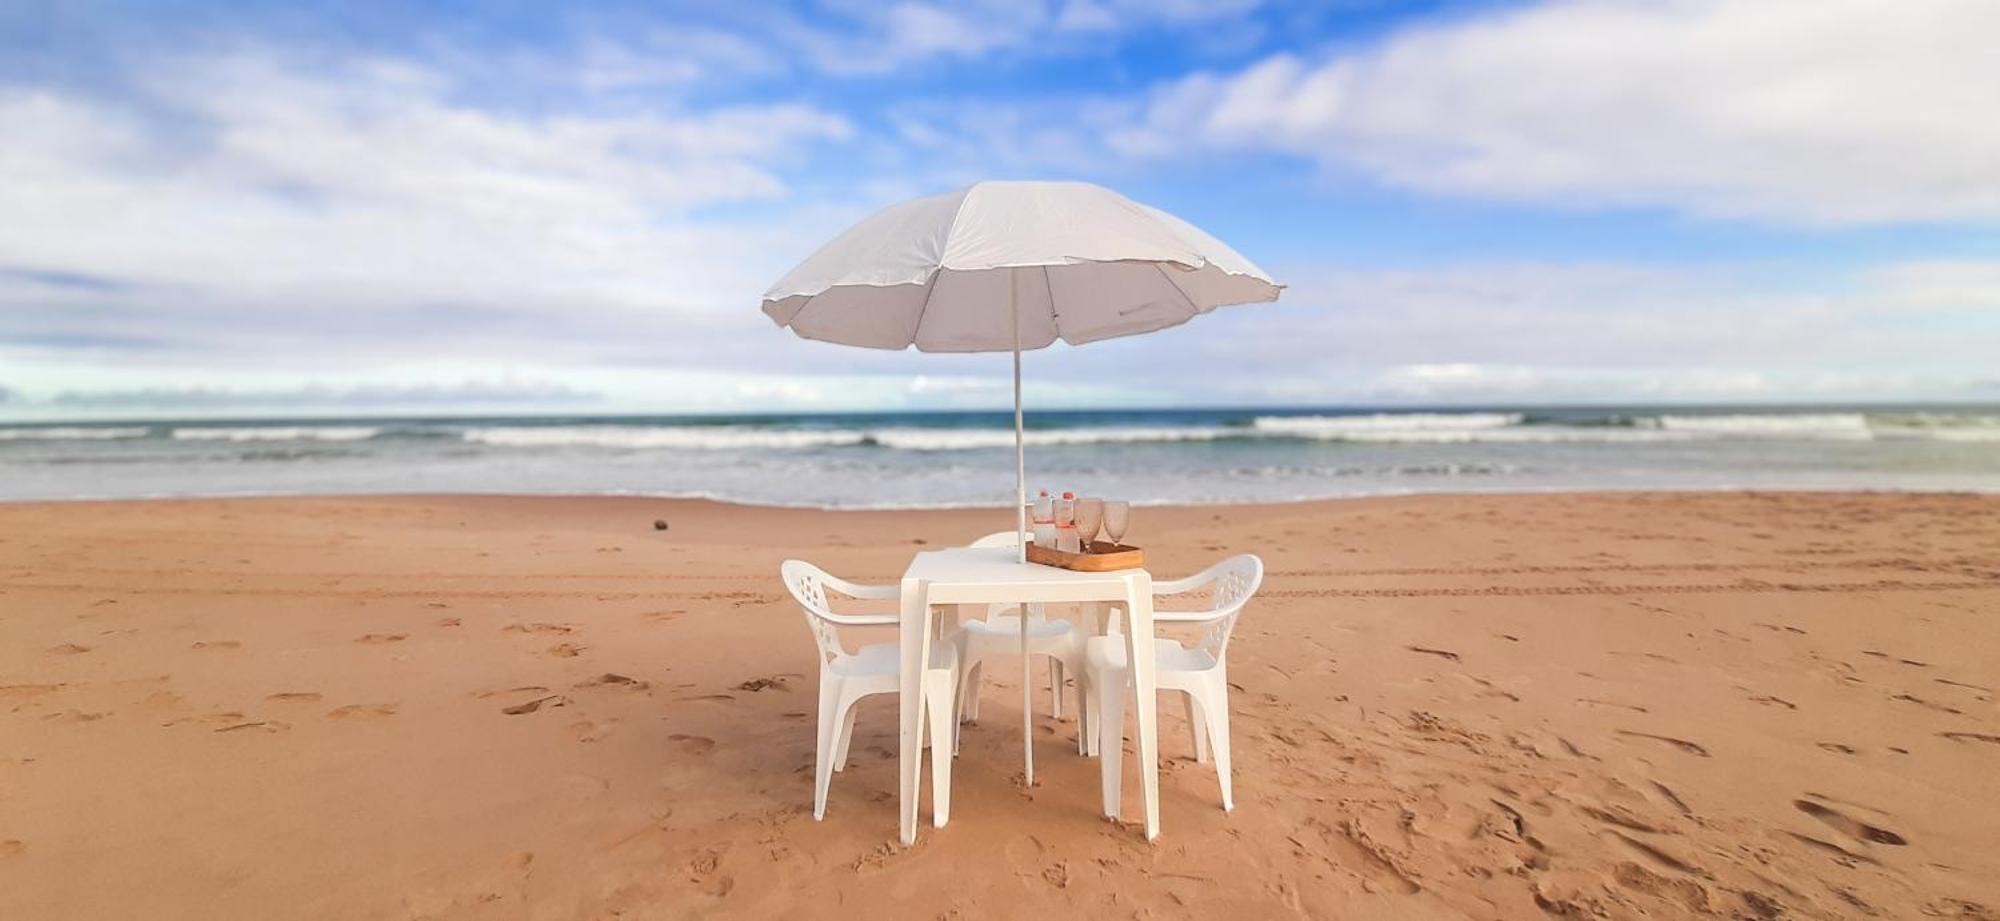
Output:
[{"left": 2, "top": 0, "right": 1997, "bottom": 419}]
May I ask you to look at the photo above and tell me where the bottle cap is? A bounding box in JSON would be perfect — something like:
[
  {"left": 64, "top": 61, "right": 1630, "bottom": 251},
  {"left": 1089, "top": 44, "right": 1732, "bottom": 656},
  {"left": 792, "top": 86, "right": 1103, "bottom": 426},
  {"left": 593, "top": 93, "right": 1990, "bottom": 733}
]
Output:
[
  {"left": 1038, "top": 489, "right": 1049, "bottom": 496},
  {"left": 1062, "top": 491, "right": 1075, "bottom": 499}
]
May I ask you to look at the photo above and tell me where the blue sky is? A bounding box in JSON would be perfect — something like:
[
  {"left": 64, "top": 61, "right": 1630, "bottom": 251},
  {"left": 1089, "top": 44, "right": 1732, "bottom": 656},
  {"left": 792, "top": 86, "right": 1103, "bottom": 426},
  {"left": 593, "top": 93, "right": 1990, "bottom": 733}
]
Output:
[{"left": 1, "top": 0, "right": 1996, "bottom": 419}]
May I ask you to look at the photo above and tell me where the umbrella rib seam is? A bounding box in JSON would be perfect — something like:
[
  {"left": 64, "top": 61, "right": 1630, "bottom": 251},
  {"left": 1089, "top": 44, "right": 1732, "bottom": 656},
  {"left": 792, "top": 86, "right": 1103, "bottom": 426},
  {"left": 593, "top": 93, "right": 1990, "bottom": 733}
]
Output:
[
  {"left": 909, "top": 189, "right": 977, "bottom": 349},
  {"left": 907, "top": 272, "right": 944, "bottom": 349},
  {"left": 1153, "top": 262, "right": 1205, "bottom": 319},
  {"left": 785, "top": 292, "right": 825, "bottom": 336},
  {"left": 1042, "top": 264, "right": 1058, "bottom": 345}
]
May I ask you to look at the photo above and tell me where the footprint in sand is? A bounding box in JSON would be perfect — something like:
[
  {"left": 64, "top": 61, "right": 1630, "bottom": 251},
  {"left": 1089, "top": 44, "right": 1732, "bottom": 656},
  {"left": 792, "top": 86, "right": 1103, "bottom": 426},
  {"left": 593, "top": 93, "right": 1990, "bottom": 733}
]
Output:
[
  {"left": 669, "top": 734, "right": 717, "bottom": 756},
  {"left": 139, "top": 690, "right": 186, "bottom": 712},
  {"left": 686, "top": 847, "right": 734, "bottom": 896},
  {"left": 1648, "top": 780, "right": 1693, "bottom": 815},
  {"left": 1939, "top": 731, "right": 2000, "bottom": 746},
  {"left": 736, "top": 676, "right": 791, "bottom": 692},
  {"left": 1615, "top": 730, "right": 1710, "bottom": 758},
  {"left": 43, "top": 709, "right": 107, "bottom": 723},
  {"left": 1891, "top": 693, "right": 1963, "bottom": 715},
  {"left": 435, "top": 617, "right": 462, "bottom": 628},
  {"left": 473, "top": 685, "right": 549, "bottom": 699},
  {"left": 191, "top": 640, "right": 241, "bottom": 651},
  {"left": 1609, "top": 831, "right": 1702, "bottom": 875},
  {"left": 326, "top": 703, "right": 399, "bottom": 719},
  {"left": 266, "top": 692, "right": 322, "bottom": 703},
  {"left": 501, "top": 695, "right": 567, "bottom": 715},
  {"left": 354, "top": 633, "right": 406, "bottom": 645},
  {"left": 1578, "top": 804, "right": 1669, "bottom": 835},
  {"left": 547, "top": 643, "right": 585, "bottom": 658},
  {"left": 1794, "top": 799, "right": 1907, "bottom": 846},
  {"left": 1579, "top": 698, "right": 1650, "bottom": 714},
  {"left": 47, "top": 643, "right": 92, "bottom": 655},
  {"left": 0, "top": 840, "right": 22, "bottom": 860},
  {"left": 503, "top": 622, "right": 574, "bottom": 636},
  {"left": 574, "top": 673, "right": 650, "bottom": 691},
  {"left": 215, "top": 720, "right": 290, "bottom": 734}
]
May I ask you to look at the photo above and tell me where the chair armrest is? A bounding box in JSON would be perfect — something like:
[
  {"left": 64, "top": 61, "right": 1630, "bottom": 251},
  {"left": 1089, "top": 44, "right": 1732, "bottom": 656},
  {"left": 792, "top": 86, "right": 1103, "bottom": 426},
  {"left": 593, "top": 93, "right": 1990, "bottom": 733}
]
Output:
[
  {"left": 821, "top": 574, "right": 899, "bottom": 601},
  {"left": 819, "top": 611, "right": 899, "bottom": 627},
  {"left": 1152, "top": 573, "right": 1213, "bottom": 595},
  {"left": 1152, "top": 609, "right": 1228, "bottom": 623}
]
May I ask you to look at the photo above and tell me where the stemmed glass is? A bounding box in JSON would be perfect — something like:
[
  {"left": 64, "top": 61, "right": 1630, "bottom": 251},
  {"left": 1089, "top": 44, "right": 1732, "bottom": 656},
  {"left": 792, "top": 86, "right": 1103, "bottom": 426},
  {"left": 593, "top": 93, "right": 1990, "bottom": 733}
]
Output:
[
  {"left": 1075, "top": 498, "right": 1104, "bottom": 552},
  {"left": 1102, "top": 501, "right": 1130, "bottom": 549}
]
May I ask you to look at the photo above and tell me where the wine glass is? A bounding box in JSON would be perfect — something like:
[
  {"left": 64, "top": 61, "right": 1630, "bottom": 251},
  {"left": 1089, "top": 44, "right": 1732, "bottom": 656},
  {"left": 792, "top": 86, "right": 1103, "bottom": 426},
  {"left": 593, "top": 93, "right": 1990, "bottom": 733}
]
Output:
[
  {"left": 1102, "top": 501, "right": 1130, "bottom": 548},
  {"left": 1075, "top": 498, "right": 1103, "bottom": 551}
]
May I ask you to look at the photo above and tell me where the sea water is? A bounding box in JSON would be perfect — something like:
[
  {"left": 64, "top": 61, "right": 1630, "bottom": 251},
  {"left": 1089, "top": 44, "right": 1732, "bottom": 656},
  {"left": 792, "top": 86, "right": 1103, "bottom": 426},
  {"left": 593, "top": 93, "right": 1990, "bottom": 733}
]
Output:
[{"left": 2, "top": 406, "right": 1997, "bottom": 507}]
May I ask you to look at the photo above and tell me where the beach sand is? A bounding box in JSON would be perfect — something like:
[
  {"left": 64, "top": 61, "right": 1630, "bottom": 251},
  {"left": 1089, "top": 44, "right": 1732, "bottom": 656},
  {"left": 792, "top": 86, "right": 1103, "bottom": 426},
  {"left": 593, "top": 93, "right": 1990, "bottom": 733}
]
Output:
[{"left": 1, "top": 492, "right": 1996, "bottom": 920}]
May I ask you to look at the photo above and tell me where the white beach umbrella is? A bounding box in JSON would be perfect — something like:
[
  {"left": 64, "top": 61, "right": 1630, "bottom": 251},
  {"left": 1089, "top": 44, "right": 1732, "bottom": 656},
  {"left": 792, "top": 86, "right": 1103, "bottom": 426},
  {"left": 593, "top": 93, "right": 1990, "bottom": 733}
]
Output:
[
  {"left": 760, "top": 180, "right": 1282, "bottom": 782},
  {"left": 762, "top": 180, "right": 1283, "bottom": 544}
]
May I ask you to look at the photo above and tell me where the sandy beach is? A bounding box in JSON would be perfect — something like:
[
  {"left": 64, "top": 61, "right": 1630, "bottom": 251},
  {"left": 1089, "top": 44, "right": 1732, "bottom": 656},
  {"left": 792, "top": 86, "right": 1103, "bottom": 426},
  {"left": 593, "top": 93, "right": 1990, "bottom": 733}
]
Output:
[{"left": 1, "top": 491, "right": 1996, "bottom": 920}]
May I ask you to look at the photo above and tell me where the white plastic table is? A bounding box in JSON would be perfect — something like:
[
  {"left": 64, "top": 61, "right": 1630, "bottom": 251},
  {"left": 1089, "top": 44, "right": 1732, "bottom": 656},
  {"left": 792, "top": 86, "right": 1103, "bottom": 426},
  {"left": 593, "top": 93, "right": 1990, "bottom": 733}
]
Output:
[{"left": 897, "top": 546, "right": 1161, "bottom": 845}]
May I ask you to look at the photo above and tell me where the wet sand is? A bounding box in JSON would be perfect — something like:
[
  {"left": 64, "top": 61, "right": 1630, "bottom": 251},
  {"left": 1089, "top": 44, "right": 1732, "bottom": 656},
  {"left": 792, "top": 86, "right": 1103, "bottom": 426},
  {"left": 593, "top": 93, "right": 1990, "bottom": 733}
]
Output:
[{"left": 1, "top": 492, "right": 1996, "bottom": 920}]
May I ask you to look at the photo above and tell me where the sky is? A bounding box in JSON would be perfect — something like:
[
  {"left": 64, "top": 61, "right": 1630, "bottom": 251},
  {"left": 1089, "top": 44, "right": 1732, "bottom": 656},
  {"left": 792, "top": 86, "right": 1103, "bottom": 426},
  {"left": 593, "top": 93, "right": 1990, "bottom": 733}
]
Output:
[{"left": 1, "top": 0, "right": 1997, "bottom": 420}]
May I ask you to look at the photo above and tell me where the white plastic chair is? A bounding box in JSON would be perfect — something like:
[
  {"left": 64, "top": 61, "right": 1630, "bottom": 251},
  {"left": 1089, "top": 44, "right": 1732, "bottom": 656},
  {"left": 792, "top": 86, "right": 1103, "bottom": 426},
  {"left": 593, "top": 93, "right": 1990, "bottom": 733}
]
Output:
[
  {"left": 1086, "top": 554, "right": 1262, "bottom": 816},
  {"left": 953, "top": 531, "right": 1091, "bottom": 753},
  {"left": 780, "top": 560, "right": 959, "bottom": 825}
]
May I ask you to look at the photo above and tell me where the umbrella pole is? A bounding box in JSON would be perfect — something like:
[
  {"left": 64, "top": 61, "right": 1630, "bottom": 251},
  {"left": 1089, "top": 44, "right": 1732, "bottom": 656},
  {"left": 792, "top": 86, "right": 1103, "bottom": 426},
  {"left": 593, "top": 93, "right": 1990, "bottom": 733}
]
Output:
[
  {"left": 1013, "top": 269, "right": 1026, "bottom": 565},
  {"left": 1012, "top": 268, "right": 1034, "bottom": 787}
]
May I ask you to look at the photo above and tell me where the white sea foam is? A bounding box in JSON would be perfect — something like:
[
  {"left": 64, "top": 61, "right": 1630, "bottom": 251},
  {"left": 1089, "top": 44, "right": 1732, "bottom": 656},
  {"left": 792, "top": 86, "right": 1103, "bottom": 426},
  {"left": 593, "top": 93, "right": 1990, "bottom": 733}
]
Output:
[
  {"left": 1646, "top": 413, "right": 1874, "bottom": 438},
  {"left": 0, "top": 426, "right": 150, "bottom": 441},
  {"left": 460, "top": 425, "right": 868, "bottom": 450},
  {"left": 1255, "top": 412, "right": 1524, "bottom": 433},
  {"left": 1251, "top": 413, "right": 1683, "bottom": 443},
  {"left": 1868, "top": 413, "right": 2000, "bottom": 441},
  {"left": 869, "top": 426, "right": 1232, "bottom": 450},
  {"left": 172, "top": 426, "right": 382, "bottom": 442}
]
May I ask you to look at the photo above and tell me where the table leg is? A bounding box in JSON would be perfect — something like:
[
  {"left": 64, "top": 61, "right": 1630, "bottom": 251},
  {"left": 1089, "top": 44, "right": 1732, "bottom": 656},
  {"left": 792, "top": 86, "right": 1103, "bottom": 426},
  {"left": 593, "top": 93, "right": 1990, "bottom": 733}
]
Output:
[
  {"left": 1075, "top": 602, "right": 1094, "bottom": 755},
  {"left": 1021, "top": 604, "right": 1033, "bottom": 786},
  {"left": 1125, "top": 579, "right": 1160, "bottom": 840},
  {"left": 898, "top": 579, "right": 930, "bottom": 846}
]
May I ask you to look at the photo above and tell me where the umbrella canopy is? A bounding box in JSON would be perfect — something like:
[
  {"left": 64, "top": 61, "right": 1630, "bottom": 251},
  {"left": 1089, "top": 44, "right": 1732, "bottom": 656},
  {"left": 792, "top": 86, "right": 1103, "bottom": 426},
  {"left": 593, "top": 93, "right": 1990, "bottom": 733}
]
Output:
[{"left": 761, "top": 180, "right": 1282, "bottom": 351}]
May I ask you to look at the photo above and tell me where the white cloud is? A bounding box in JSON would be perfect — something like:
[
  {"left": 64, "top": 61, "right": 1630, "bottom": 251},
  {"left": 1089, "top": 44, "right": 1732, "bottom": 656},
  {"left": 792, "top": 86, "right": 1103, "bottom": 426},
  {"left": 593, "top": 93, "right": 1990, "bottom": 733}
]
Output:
[
  {"left": 0, "top": 50, "right": 864, "bottom": 373},
  {"left": 1078, "top": 255, "right": 2000, "bottom": 404},
  {"left": 46, "top": 378, "right": 600, "bottom": 410},
  {"left": 1113, "top": 0, "right": 2000, "bottom": 224},
  {"left": 733, "top": 379, "right": 827, "bottom": 404}
]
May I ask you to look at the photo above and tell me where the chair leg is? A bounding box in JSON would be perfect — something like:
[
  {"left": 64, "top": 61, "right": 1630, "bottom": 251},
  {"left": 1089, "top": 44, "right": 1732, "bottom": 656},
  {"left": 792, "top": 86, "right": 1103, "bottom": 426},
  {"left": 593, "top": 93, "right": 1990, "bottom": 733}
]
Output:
[
  {"left": 926, "top": 670, "right": 955, "bottom": 827},
  {"left": 1097, "top": 667, "right": 1127, "bottom": 819},
  {"left": 1184, "top": 691, "right": 1208, "bottom": 763},
  {"left": 1049, "top": 657, "right": 1064, "bottom": 720},
  {"left": 1082, "top": 667, "right": 1101, "bottom": 757},
  {"left": 813, "top": 678, "right": 840, "bottom": 821},
  {"left": 1201, "top": 680, "right": 1233, "bottom": 812},
  {"left": 960, "top": 661, "right": 983, "bottom": 721},
  {"left": 1073, "top": 662, "right": 1091, "bottom": 755},
  {"left": 834, "top": 703, "right": 860, "bottom": 771}
]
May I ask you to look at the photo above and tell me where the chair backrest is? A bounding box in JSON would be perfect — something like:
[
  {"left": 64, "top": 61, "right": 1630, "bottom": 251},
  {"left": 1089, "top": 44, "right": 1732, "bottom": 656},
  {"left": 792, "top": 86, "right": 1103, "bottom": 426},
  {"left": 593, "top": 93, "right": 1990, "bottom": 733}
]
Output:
[
  {"left": 780, "top": 559, "right": 849, "bottom": 664},
  {"left": 1194, "top": 554, "right": 1263, "bottom": 660},
  {"left": 968, "top": 530, "right": 1026, "bottom": 548}
]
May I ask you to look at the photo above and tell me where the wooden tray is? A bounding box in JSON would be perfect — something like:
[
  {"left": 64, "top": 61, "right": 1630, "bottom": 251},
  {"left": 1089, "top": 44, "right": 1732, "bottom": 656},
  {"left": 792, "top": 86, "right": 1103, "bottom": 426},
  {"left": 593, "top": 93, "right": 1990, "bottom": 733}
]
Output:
[{"left": 1025, "top": 541, "right": 1144, "bottom": 572}]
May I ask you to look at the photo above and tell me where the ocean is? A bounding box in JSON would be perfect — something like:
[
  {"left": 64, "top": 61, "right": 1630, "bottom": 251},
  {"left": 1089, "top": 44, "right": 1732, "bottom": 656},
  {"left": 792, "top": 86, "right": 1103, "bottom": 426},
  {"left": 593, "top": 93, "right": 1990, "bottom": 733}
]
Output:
[{"left": 2, "top": 406, "right": 1998, "bottom": 507}]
